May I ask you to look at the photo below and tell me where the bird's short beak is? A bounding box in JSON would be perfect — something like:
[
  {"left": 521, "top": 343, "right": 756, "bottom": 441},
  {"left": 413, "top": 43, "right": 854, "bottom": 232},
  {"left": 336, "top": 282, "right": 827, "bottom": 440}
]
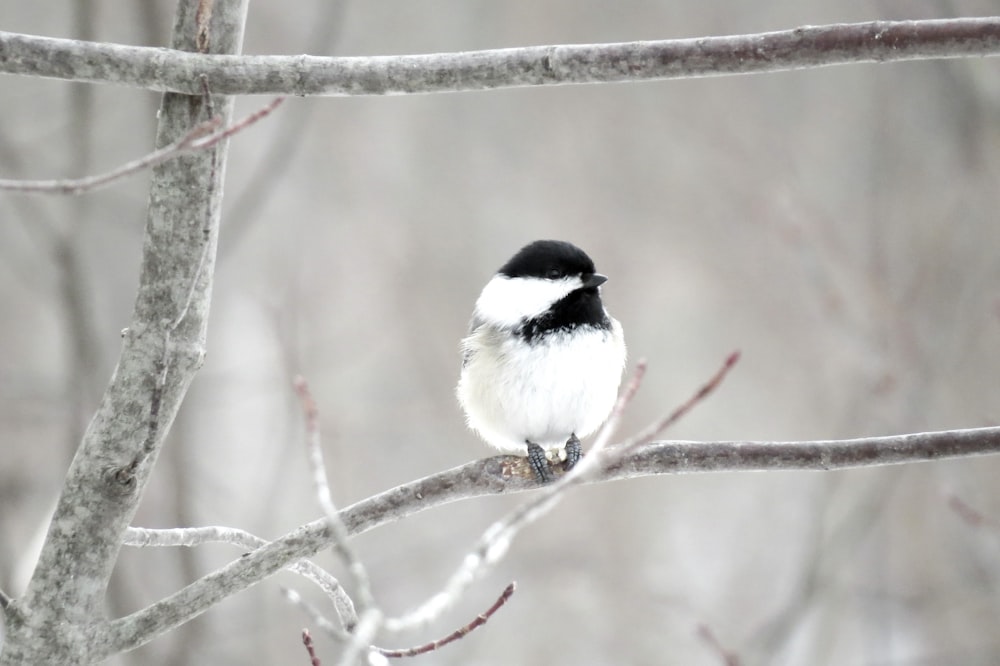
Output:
[{"left": 582, "top": 273, "right": 608, "bottom": 288}]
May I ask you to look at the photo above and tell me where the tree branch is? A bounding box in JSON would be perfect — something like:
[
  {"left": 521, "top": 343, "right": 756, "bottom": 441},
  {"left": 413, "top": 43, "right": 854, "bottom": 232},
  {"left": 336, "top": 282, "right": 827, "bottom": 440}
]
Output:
[
  {"left": 0, "top": 0, "right": 249, "bottom": 663},
  {"left": 376, "top": 583, "right": 516, "bottom": 658},
  {"left": 106, "top": 425, "right": 1000, "bottom": 656},
  {"left": 0, "top": 97, "right": 283, "bottom": 195},
  {"left": 302, "top": 629, "right": 322, "bottom": 666},
  {"left": 1, "top": 18, "right": 998, "bottom": 97},
  {"left": 294, "top": 376, "right": 375, "bottom": 616},
  {"left": 123, "top": 525, "right": 357, "bottom": 631}
]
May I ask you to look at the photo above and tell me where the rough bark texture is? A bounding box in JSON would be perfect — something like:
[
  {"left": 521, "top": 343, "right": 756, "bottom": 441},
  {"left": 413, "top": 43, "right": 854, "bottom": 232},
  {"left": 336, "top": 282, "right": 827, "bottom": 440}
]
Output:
[
  {"left": 103, "top": 426, "right": 1000, "bottom": 653},
  {"left": 0, "top": 18, "right": 998, "bottom": 96},
  {"left": 0, "top": 0, "right": 248, "bottom": 663}
]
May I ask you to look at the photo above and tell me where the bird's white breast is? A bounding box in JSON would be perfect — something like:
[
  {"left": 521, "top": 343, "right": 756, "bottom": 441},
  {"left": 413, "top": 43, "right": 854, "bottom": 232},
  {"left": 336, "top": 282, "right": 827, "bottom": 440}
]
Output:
[{"left": 457, "top": 319, "right": 625, "bottom": 453}]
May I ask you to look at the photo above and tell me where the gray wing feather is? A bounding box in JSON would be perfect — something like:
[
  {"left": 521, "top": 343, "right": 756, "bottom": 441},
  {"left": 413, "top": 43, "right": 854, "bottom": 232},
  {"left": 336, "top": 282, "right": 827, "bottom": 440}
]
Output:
[{"left": 460, "top": 315, "right": 486, "bottom": 368}]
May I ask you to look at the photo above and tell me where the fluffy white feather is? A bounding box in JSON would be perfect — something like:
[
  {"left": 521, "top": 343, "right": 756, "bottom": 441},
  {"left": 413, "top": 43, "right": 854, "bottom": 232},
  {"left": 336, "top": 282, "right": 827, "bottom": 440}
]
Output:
[{"left": 457, "top": 312, "right": 625, "bottom": 454}]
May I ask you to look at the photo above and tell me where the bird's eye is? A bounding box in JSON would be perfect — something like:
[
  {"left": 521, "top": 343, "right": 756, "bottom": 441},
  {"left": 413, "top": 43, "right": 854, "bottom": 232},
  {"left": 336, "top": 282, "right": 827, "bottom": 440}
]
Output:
[{"left": 547, "top": 268, "right": 562, "bottom": 279}]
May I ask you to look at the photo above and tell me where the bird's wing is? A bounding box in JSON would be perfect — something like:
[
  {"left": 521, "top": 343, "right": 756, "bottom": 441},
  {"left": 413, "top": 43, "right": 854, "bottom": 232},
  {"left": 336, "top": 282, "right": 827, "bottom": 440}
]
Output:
[{"left": 460, "top": 315, "right": 486, "bottom": 368}]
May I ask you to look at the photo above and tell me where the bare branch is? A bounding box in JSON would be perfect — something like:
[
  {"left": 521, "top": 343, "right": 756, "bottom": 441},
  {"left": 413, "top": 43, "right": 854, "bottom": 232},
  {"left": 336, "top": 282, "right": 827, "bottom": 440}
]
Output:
[
  {"left": 294, "top": 376, "right": 376, "bottom": 615},
  {"left": 0, "top": 1, "right": 250, "bottom": 663},
  {"left": 338, "top": 609, "right": 382, "bottom": 666},
  {"left": 613, "top": 350, "right": 741, "bottom": 455},
  {"left": 107, "top": 425, "right": 1000, "bottom": 654},
  {"left": 302, "top": 629, "right": 322, "bottom": 666},
  {"left": 376, "top": 583, "right": 516, "bottom": 659},
  {"left": 697, "top": 624, "right": 743, "bottom": 666},
  {"left": 124, "top": 525, "right": 357, "bottom": 632},
  {"left": 0, "top": 97, "right": 284, "bottom": 195},
  {"left": 1, "top": 19, "right": 999, "bottom": 96},
  {"left": 285, "top": 588, "right": 349, "bottom": 642},
  {"left": 286, "top": 577, "right": 514, "bottom": 658},
  {"left": 946, "top": 493, "right": 1000, "bottom": 533}
]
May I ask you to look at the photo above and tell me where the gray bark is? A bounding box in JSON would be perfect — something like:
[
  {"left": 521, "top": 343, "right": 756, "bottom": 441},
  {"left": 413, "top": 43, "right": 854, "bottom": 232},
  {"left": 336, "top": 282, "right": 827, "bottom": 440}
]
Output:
[
  {"left": 103, "top": 426, "right": 1000, "bottom": 654},
  {"left": 0, "top": 0, "right": 248, "bottom": 663},
  {"left": 0, "top": 18, "right": 998, "bottom": 96}
]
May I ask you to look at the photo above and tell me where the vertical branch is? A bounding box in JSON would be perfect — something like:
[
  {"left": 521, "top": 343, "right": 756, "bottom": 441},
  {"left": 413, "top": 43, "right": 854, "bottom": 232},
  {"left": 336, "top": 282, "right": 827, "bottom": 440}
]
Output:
[{"left": 0, "top": 1, "right": 249, "bottom": 664}]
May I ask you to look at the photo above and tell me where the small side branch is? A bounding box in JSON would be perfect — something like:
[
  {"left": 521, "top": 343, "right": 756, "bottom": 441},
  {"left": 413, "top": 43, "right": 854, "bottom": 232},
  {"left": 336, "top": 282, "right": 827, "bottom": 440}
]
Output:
[
  {"left": 123, "top": 525, "right": 357, "bottom": 633},
  {"left": 302, "top": 629, "right": 322, "bottom": 666},
  {"left": 294, "top": 376, "right": 376, "bottom": 614},
  {"left": 946, "top": 493, "right": 1000, "bottom": 533},
  {"left": 376, "top": 583, "right": 516, "bottom": 659},
  {"left": 697, "top": 624, "right": 743, "bottom": 666},
  {"left": 0, "top": 97, "right": 284, "bottom": 195},
  {"left": 284, "top": 588, "right": 349, "bottom": 641},
  {"left": 614, "top": 351, "right": 740, "bottom": 455}
]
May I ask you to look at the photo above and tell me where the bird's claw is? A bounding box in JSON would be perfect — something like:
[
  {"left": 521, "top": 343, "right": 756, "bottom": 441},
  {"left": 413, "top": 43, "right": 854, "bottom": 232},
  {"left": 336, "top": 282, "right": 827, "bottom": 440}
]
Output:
[
  {"left": 526, "top": 441, "right": 554, "bottom": 483},
  {"left": 563, "top": 434, "right": 582, "bottom": 472}
]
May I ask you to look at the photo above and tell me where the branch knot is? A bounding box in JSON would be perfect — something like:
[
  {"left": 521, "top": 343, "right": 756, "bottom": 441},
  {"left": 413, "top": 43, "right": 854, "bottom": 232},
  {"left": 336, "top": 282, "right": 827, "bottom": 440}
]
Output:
[{"left": 103, "top": 463, "right": 139, "bottom": 497}]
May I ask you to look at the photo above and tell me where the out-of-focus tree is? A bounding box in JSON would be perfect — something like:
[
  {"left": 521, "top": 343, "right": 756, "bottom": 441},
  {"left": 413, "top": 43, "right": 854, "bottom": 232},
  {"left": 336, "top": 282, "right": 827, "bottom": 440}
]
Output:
[{"left": 2, "top": 2, "right": 1000, "bottom": 664}]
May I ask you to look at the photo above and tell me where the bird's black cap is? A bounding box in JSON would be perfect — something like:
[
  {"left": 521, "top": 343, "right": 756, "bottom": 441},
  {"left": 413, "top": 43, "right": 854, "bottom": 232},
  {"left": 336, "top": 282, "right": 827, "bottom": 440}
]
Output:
[{"left": 498, "top": 240, "right": 598, "bottom": 280}]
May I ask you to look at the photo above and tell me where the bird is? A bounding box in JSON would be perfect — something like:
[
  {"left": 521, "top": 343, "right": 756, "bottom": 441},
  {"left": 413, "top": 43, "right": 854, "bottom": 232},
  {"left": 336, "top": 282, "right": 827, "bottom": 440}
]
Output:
[{"left": 457, "top": 240, "right": 626, "bottom": 482}]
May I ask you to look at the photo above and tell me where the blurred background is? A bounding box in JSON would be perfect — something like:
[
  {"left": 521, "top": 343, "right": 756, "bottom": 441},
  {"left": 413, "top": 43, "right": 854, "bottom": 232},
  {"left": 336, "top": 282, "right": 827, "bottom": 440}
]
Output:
[{"left": 2, "top": 1, "right": 1000, "bottom": 664}]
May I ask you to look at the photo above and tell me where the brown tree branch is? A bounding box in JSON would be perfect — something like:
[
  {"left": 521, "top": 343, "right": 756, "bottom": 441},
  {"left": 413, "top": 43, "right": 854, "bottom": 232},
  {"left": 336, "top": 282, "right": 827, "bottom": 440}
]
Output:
[
  {"left": 376, "top": 583, "right": 516, "bottom": 658},
  {"left": 302, "top": 629, "right": 322, "bottom": 666},
  {"left": 1, "top": 18, "right": 998, "bottom": 97}
]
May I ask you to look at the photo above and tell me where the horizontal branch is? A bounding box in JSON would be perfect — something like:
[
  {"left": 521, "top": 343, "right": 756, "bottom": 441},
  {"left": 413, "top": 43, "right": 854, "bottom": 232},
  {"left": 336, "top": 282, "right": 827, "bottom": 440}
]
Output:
[
  {"left": 123, "top": 524, "right": 356, "bottom": 633},
  {"left": 106, "top": 425, "right": 1000, "bottom": 656},
  {"left": 2, "top": 18, "right": 999, "bottom": 96}
]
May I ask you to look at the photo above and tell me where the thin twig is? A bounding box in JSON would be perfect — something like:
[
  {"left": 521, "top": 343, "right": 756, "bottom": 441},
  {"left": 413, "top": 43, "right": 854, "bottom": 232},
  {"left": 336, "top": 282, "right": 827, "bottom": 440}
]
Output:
[
  {"left": 286, "top": 579, "right": 514, "bottom": 659},
  {"left": 284, "top": 588, "right": 349, "bottom": 641},
  {"left": 946, "top": 493, "right": 1000, "bottom": 533},
  {"left": 302, "top": 628, "right": 322, "bottom": 666},
  {"left": 376, "top": 583, "right": 515, "bottom": 659},
  {"left": 337, "top": 609, "right": 382, "bottom": 666},
  {"left": 697, "top": 624, "right": 743, "bottom": 666},
  {"left": 578, "top": 359, "right": 648, "bottom": 463},
  {"left": 0, "top": 587, "right": 12, "bottom": 610},
  {"left": 294, "top": 376, "right": 377, "bottom": 614},
  {"left": 124, "top": 525, "right": 357, "bottom": 632},
  {"left": 613, "top": 350, "right": 740, "bottom": 455},
  {"left": 0, "top": 97, "right": 284, "bottom": 195}
]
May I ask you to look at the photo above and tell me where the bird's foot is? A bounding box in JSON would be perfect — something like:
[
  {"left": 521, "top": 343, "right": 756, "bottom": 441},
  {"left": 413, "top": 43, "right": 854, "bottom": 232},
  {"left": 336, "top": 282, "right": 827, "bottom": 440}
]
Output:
[
  {"left": 563, "top": 434, "right": 582, "bottom": 472},
  {"left": 526, "top": 441, "right": 554, "bottom": 483}
]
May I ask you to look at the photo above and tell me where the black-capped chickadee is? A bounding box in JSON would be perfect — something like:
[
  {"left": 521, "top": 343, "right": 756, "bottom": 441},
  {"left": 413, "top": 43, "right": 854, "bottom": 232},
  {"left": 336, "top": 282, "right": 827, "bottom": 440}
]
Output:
[{"left": 457, "top": 240, "right": 626, "bottom": 482}]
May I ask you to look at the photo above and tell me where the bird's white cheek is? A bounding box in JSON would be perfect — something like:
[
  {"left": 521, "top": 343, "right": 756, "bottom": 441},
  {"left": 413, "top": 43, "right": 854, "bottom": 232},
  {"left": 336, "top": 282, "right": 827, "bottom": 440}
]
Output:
[{"left": 473, "top": 275, "right": 579, "bottom": 329}]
